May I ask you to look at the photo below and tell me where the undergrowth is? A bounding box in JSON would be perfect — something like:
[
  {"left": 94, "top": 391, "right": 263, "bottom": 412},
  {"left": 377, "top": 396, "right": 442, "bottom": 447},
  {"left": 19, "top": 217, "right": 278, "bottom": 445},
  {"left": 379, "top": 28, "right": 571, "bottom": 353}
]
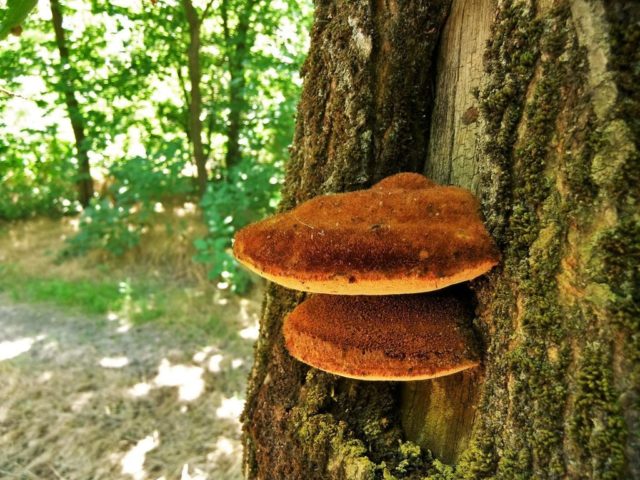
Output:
[{"left": 0, "top": 262, "right": 250, "bottom": 346}]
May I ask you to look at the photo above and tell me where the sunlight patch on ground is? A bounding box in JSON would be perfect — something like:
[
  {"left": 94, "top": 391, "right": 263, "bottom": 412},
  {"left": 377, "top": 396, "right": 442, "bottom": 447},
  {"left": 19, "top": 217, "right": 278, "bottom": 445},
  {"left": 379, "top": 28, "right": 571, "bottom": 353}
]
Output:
[
  {"left": 120, "top": 431, "right": 160, "bottom": 480},
  {"left": 71, "top": 391, "right": 95, "bottom": 412},
  {"left": 238, "top": 299, "right": 254, "bottom": 323},
  {"left": 128, "top": 382, "right": 152, "bottom": 398},
  {"left": 207, "top": 354, "right": 224, "bottom": 373},
  {"left": 0, "top": 405, "right": 8, "bottom": 423},
  {"left": 239, "top": 324, "right": 259, "bottom": 340},
  {"left": 117, "top": 323, "right": 132, "bottom": 333},
  {"left": 0, "top": 334, "right": 46, "bottom": 361},
  {"left": 68, "top": 217, "right": 81, "bottom": 231},
  {"left": 216, "top": 395, "right": 245, "bottom": 422},
  {"left": 153, "top": 359, "right": 204, "bottom": 402},
  {"left": 237, "top": 298, "right": 260, "bottom": 340},
  {"left": 174, "top": 202, "right": 197, "bottom": 217},
  {"left": 192, "top": 345, "right": 215, "bottom": 363},
  {"left": 180, "top": 463, "right": 207, "bottom": 480},
  {"left": 207, "top": 436, "right": 238, "bottom": 462},
  {"left": 231, "top": 359, "right": 244, "bottom": 369},
  {"left": 107, "top": 311, "right": 132, "bottom": 334},
  {"left": 100, "top": 356, "right": 130, "bottom": 368},
  {"left": 192, "top": 345, "right": 235, "bottom": 374},
  {"left": 127, "top": 358, "right": 207, "bottom": 401},
  {"left": 42, "top": 340, "right": 59, "bottom": 352}
]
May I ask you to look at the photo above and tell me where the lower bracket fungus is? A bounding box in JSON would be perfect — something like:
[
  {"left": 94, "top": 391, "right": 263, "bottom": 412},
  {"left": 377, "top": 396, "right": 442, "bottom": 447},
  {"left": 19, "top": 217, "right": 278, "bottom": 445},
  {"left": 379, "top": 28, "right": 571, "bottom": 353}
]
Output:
[{"left": 283, "top": 291, "right": 480, "bottom": 381}]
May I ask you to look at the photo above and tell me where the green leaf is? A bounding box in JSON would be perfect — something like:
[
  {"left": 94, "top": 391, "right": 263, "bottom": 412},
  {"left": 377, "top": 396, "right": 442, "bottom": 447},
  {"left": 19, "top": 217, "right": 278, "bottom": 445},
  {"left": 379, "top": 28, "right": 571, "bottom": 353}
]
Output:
[{"left": 0, "top": 0, "right": 38, "bottom": 40}]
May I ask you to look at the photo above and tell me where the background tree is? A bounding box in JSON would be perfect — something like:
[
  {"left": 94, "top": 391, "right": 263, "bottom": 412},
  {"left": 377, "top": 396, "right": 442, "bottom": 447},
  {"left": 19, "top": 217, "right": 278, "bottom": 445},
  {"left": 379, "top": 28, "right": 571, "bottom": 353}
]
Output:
[
  {"left": 50, "top": 0, "right": 94, "bottom": 207},
  {"left": 221, "top": 0, "right": 255, "bottom": 169},
  {"left": 243, "top": 0, "right": 639, "bottom": 478},
  {"left": 181, "top": 0, "right": 212, "bottom": 194}
]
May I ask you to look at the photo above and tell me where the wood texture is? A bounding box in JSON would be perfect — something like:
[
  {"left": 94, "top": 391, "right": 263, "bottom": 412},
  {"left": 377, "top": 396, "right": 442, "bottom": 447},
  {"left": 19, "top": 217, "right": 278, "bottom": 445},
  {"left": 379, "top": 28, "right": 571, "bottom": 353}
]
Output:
[
  {"left": 425, "top": 0, "right": 495, "bottom": 195},
  {"left": 401, "top": 369, "right": 482, "bottom": 464},
  {"left": 400, "top": 0, "right": 495, "bottom": 463}
]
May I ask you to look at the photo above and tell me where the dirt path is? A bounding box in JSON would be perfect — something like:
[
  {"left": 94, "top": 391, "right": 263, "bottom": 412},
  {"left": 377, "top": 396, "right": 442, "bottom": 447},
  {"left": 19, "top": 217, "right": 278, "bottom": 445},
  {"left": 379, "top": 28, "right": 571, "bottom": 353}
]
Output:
[{"left": 0, "top": 296, "right": 259, "bottom": 480}]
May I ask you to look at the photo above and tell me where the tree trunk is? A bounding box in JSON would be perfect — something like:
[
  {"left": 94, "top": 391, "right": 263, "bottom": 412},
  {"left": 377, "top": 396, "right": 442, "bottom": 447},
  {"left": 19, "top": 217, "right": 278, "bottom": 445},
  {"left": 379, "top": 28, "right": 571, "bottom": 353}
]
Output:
[
  {"left": 221, "top": 0, "right": 256, "bottom": 169},
  {"left": 182, "top": 0, "right": 208, "bottom": 195},
  {"left": 50, "top": 0, "right": 94, "bottom": 208},
  {"left": 242, "top": 0, "right": 639, "bottom": 478}
]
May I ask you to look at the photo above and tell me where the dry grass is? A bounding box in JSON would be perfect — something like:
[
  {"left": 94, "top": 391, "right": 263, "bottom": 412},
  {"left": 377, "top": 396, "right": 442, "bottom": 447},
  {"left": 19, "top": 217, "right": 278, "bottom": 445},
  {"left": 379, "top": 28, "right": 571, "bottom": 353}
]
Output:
[
  {"left": 0, "top": 211, "right": 209, "bottom": 285},
  {"left": 0, "top": 300, "right": 258, "bottom": 480},
  {"left": 0, "top": 215, "right": 264, "bottom": 480}
]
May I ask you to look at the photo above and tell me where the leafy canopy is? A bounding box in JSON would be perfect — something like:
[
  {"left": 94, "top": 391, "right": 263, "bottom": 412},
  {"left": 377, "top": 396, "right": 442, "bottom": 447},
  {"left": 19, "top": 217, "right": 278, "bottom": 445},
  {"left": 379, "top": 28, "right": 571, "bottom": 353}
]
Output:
[{"left": 1, "top": 0, "right": 312, "bottom": 292}]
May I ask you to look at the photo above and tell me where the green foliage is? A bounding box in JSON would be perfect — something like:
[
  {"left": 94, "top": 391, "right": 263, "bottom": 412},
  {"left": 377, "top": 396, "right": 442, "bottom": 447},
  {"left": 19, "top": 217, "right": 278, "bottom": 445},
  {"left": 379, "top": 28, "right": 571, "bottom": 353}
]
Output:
[
  {"left": 64, "top": 144, "right": 193, "bottom": 256},
  {"left": 0, "top": 127, "right": 79, "bottom": 219},
  {"left": 0, "top": 0, "right": 312, "bottom": 291},
  {"left": 194, "top": 159, "right": 281, "bottom": 292},
  {"left": 0, "top": 264, "right": 120, "bottom": 314},
  {"left": 0, "top": 265, "right": 164, "bottom": 325}
]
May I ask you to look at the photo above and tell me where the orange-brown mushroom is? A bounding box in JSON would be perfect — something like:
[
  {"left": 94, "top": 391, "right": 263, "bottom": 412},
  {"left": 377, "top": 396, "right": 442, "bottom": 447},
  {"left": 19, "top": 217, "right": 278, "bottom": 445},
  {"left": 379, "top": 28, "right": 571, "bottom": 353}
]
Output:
[
  {"left": 233, "top": 172, "right": 499, "bottom": 295},
  {"left": 283, "top": 291, "right": 480, "bottom": 381}
]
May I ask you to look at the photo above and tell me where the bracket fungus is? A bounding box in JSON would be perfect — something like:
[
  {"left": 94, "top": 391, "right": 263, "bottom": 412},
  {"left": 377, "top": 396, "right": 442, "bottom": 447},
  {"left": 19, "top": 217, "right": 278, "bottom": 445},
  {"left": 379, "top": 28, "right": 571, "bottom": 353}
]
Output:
[
  {"left": 233, "top": 172, "right": 499, "bottom": 380},
  {"left": 233, "top": 172, "right": 500, "bottom": 295},
  {"left": 283, "top": 292, "right": 480, "bottom": 381}
]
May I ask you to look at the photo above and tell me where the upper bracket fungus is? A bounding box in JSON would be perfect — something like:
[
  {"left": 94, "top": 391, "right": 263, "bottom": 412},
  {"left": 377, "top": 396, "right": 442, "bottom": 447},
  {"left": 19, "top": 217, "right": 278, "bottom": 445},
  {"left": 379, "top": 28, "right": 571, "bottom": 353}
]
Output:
[{"left": 233, "top": 172, "right": 499, "bottom": 295}]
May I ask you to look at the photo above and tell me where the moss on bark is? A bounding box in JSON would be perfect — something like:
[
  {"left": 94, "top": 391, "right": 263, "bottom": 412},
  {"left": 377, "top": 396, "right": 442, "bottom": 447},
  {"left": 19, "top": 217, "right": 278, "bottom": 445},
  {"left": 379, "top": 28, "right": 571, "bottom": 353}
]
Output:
[
  {"left": 242, "top": 0, "right": 640, "bottom": 478},
  {"left": 456, "top": 1, "right": 639, "bottom": 478}
]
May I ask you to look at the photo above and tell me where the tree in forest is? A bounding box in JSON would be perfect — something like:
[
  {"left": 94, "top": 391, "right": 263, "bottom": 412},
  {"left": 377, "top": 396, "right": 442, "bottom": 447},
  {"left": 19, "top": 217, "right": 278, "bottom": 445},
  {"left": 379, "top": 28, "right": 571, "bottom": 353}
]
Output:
[
  {"left": 49, "top": 0, "right": 94, "bottom": 207},
  {"left": 179, "top": 0, "right": 268, "bottom": 190},
  {"left": 221, "top": 0, "right": 256, "bottom": 169},
  {"left": 242, "top": 1, "right": 640, "bottom": 478},
  {"left": 181, "top": 0, "right": 211, "bottom": 194}
]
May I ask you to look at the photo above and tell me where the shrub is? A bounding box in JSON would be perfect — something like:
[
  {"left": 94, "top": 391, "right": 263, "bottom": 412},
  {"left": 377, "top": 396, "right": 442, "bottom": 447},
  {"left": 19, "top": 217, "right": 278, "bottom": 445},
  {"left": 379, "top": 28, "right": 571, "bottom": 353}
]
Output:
[
  {"left": 64, "top": 144, "right": 193, "bottom": 256},
  {"left": 194, "top": 159, "right": 282, "bottom": 293},
  {"left": 0, "top": 131, "right": 79, "bottom": 220}
]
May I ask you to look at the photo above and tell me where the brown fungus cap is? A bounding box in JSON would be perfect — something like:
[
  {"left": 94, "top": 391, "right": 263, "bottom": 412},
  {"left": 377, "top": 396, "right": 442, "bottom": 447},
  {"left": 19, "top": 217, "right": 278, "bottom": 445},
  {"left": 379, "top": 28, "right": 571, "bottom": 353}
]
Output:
[
  {"left": 233, "top": 172, "right": 500, "bottom": 295},
  {"left": 283, "top": 292, "right": 481, "bottom": 381}
]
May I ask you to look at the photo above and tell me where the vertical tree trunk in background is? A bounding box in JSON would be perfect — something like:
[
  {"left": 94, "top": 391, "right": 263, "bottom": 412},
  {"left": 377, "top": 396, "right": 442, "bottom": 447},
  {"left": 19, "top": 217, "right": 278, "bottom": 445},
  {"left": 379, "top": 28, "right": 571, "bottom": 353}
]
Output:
[
  {"left": 182, "top": 0, "right": 208, "bottom": 195},
  {"left": 221, "top": 0, "right": 256, "bottom": 169},
  {"left": 50, "top": 0, "right": 94, "bottom": 208},
  {"left": 243, "top": 0, "right": 639, "bottom": 478}
]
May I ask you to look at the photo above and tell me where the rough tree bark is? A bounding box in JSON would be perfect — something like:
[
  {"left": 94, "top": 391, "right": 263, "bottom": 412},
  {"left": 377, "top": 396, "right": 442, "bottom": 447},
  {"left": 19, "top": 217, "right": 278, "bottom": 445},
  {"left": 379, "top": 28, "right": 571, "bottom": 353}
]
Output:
[
  {"left": 50, "top": 0, "right": 94, "bottom": 208},
  {"left": 242, "top": 0, "right": 639, "bottom": 478}
]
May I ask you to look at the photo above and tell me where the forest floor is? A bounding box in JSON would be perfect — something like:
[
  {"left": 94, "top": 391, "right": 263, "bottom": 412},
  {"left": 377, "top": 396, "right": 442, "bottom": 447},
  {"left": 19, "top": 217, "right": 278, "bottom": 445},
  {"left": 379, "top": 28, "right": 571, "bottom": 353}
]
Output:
[{"left": 0, "top": 218, "right": 262, "bottom": 480}]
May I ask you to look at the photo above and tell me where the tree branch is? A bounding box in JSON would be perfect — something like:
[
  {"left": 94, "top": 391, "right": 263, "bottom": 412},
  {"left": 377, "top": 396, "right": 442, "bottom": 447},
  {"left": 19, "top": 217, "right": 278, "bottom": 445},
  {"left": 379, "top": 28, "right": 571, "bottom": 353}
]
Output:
[{"left": 0, "top": 86, "right": 28, "bottom": 99}]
